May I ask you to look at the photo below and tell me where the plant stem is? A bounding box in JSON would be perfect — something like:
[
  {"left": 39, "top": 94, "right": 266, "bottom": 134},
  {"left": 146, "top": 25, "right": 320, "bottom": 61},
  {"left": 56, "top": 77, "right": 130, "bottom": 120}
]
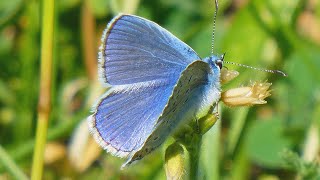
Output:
[
  {"left": 31, "top": 114, "right": 50, "bottom": 180},
  {"left": 227, "top": 108, "right": 249, "bottom": 154},
  {"left": 31, "top": 0, "right": 55, "bottom": 179},
  {"left": 0, "top": 145, "right": 28, "bottom": 180},
  {"left": 210, "top": 118, "right": 221, "bottom": 180},
  {"left": 188, "top": 133, "right": 202, "bottom": 179},
  {"left": 81, "top": 0, "right": 97, "bottom": 81}
]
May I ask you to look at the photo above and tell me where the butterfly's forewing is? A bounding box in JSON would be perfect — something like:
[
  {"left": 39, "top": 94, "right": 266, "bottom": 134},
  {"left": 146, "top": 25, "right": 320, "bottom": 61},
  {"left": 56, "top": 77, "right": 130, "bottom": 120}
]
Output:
[
  {"left": 123, "top": 60, "right": 221, "bottom": 167},
  {"left": 89, "top": 15, "right": 202, "bottom": 160},
  {"left": 98, "top": 14, "right": 200, "bottom": 86}
]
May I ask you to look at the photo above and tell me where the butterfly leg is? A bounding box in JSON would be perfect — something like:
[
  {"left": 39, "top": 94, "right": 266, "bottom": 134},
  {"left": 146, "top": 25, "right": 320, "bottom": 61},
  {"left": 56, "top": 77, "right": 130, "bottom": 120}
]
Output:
[
  {"left": 194, "top": 116, "right": 201, "bottom": 134},
  {"left": 212, "top": 101, "right": 220, "bottom": 120}
]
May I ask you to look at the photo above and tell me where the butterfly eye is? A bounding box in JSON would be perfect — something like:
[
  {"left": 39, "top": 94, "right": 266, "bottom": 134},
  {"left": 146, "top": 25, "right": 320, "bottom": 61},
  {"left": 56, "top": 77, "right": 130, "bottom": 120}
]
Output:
[{"left": 215, "top": 59, "right": 223, "bottom": 69}]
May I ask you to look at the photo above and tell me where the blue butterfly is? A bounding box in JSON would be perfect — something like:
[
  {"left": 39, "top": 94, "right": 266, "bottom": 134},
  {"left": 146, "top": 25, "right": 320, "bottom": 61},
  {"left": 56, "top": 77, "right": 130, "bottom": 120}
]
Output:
[{"left": 88, "top": 14, "right": 224, "bottom": 168}]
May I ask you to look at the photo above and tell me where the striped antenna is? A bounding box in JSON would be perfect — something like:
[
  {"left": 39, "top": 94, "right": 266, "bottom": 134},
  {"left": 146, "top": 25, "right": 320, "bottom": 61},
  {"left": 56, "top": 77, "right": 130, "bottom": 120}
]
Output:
[
  {"left": 211, "top": 0, "right": 219, "bottom": 54},
  {"left": 224, "top": 61, "right": 287, "bottom": 76}
]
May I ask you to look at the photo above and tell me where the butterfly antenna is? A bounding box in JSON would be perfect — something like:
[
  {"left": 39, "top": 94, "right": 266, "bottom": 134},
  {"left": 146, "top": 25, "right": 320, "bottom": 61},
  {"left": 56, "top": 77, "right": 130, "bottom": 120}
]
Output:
[
  {"left": 224, "top": 61, "right": 287, "bottom": 77},
  {"left": 211, "top": 0, "right": 219, "bottom": 54}
]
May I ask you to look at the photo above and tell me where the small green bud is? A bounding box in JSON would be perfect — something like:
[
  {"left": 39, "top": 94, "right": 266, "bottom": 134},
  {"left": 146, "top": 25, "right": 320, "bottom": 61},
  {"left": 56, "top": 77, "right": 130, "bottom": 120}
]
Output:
[
  {"left": 198, "top": 113, "right": 218, "bottom": 135},
  {"left": 165, "top": 142, "right": 185, "bottom": 180}
]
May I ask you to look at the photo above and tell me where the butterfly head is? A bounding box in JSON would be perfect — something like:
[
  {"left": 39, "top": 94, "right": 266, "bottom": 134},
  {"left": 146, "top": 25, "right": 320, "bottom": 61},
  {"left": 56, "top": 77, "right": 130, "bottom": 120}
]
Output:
[{"left": 204, "top": 53, "right": 225, "bottom": 72}]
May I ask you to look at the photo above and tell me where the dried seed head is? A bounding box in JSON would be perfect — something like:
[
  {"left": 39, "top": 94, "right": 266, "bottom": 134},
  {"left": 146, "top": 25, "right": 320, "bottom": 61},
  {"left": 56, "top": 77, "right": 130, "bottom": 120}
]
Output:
[{"left": 221, "top": 82, "right": 272, "bottom": 106}]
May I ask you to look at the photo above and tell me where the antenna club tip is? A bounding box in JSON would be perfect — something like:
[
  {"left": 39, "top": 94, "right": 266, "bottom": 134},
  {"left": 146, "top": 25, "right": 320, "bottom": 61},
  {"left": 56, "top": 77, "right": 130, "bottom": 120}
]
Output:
[
  {"left": 214, "top": 0, "right": 219, "bottom": 8},
  {"left": 274, "top": 70, "right": 288, "bottom": 77},
  {"left": 224, "top": 61, "right": 287, "bottom": 77}
]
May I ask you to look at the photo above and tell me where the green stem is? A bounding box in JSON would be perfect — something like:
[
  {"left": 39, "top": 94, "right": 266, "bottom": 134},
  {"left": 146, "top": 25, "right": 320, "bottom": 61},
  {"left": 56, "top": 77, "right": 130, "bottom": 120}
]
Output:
[
  {"left": 227, "top": 108, "right": 249, "bottom": 154},
  {"left": 81, "top": 0, "right": 97, "bottom": 81},
  {"left": 0, "top": 145, "right": 28, "bottom": 180},
  {"left": 210, "top": 118, "right": 221, "bottom": 180},
  {"left": 31, "top": 114, "right": 50, "bottom": 180},
  {"left": 188, "top": 133, "right": 202, "bottom": 179},
  {"left": 230, "top": 142, "right": 249, "bottom": 180},
  {"left": 31, "top": 0, "right": 55, "bottom": 179}
]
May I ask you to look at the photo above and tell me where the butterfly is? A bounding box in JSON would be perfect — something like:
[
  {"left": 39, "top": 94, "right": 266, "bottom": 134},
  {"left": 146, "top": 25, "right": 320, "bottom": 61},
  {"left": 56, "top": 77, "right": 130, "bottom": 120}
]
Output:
[{"left": 88, "top": 14, "right": 225, "bottom": 168}]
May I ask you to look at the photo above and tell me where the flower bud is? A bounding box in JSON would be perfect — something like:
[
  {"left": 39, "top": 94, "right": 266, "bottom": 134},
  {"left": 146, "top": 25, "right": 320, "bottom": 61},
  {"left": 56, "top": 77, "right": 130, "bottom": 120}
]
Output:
[
  {"left": 220, "top": 68, "right": 239, "bottom": 84},
  {"left": 198, "top": 113, "right": 218, "bottom": 135},
  {"left": 165, "top": 142, "right": 185, "bottom": 180}
]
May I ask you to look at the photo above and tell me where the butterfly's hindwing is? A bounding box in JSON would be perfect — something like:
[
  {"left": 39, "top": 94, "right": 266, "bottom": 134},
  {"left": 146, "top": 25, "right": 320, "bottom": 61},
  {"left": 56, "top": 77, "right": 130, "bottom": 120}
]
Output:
[
  {"left": 88, "top": 80, "right": 174, "bottom": 157},
  {"left": 122, "top": 60, "right": 221, "bottom": 167}
]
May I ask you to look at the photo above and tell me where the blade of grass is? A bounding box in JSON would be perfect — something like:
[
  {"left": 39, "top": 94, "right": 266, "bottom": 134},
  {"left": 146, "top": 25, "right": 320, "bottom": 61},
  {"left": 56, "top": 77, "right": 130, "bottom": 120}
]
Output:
[
  {"left": 201, "top": 107, "right": 222, "bottom": 180},
  {"left": 188, "top": 133, "right": 202, "bottom": 179},
  {"left": 0, "top": 145, "right": 28, "bottom": 180},
  {"left": 31, "top": 0, "right": 55, "bottom": 179},
  {"left": 81, "top": 0, "right": 97, "bottom": 81},
  {"left": 229, "top": 143, "right": 249, "bottom": 180},
  {"left": 15, "top": 0, "right": 39, "bottom": 144},
  {"left": 208, "top": 117, "right": 221, "bottom": 180},
  {"left": 227, "top": 108, "right": 249, "bottom": 154}
]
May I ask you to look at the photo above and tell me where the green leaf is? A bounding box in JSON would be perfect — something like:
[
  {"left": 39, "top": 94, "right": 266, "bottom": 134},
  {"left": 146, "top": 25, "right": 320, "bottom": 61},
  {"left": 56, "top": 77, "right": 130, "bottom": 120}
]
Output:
[
  {"left": 110, "top": 0, "right": 140, "bottom": 15},
  {"left": 57, "top": 0, "right": 81, "bottom": 12},
  {"left": 0, "top": 0, "right": 23, "bottom": 26},
  {"left": 246, "top": 117, "right": 292, "bottom": 168},
  {"left": 89, "top": 0, "right": 109, "bottom": 18}
]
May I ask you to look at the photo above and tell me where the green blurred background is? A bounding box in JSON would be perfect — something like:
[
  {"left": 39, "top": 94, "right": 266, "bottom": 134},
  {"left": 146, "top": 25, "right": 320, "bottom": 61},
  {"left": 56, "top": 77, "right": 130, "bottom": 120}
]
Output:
[{"left": 1, "top": 0, "right": 320, "bottom": 179}]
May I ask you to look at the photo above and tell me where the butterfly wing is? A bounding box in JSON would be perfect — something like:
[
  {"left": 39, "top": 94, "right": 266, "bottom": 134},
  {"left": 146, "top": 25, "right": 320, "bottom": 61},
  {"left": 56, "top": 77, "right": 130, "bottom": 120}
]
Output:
[
  {"left": 122, "top": 60, "right": 221, "bottom": 167},
  {"left": 88, "top": 80, "right": 174, "bottom": 157},
  {"left": 90, "top": 14, "right": 204, "bottom": 165},
  {"left": 98, "top": 14, "right": 200, "bottom": 86}
]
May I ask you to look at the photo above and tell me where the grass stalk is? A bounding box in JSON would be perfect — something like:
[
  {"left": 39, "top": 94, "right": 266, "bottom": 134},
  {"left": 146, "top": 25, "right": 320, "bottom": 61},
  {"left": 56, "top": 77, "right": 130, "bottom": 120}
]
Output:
[
  {"left": 31, "top": 0, "right": 55, "bottom": 179},
  {"left": 81, "top": 0, "right": 97, "bottom": 81},
  {"left": 188, "top": 134, "right": 202, "bottom": 179},
  {"left": 209, "top": 116, "right": 221, "bottom": 180},
  {"left": 0, "top": 110, "right": 87, "bottom": 173},
  {"left": 0, "top": 145, "right": 28, "bottom": 180},
  {"left": 227, "top": 108, "right": 249, "bottom": 154},
  {"left": 201, "top": 107, "right": 222, "bottom": 180}
]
